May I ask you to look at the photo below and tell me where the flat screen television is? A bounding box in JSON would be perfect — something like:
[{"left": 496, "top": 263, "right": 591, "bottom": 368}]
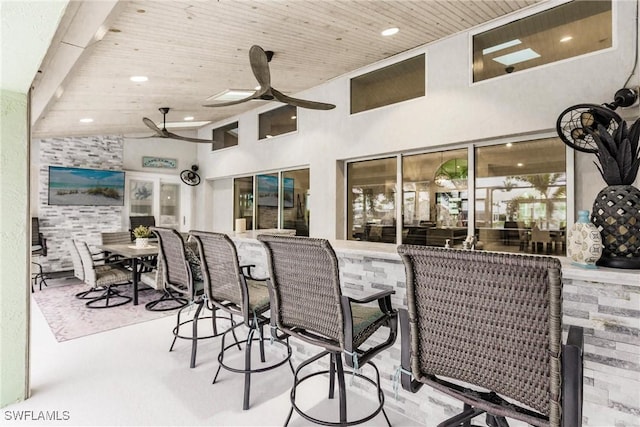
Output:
[
  {"left": 48, "top": 166, "right": 125, "bottom": 206},
  {"left": 256, "top": 175, "right": 294, "bottom": 207}
]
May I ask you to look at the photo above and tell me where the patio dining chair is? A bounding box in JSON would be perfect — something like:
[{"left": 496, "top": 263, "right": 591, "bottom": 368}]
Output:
[
  {"left": 258, "top": 234, "right": 398, "bottom": 427},
  {"left": 396, "top": 245, "right": 584, "bottom": 427},
  {"left": 31, "top": 217, "right": 48, "bottom": 292},
  {"left": 74, "top": 240, "right": 133, "bottom": 308},
  {"left": 190, "top": 230, "right": 292, "bottom": 411}
]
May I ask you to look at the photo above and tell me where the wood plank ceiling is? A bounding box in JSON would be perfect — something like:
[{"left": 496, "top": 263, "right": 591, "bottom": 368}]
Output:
[{"left": 31, "top": 0, "right": 543, "bottom": 138}]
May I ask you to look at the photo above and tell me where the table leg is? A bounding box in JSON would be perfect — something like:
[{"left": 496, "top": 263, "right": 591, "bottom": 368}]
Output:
[{"left": 132, "top": 257, "right": 139, "bottom": 305}]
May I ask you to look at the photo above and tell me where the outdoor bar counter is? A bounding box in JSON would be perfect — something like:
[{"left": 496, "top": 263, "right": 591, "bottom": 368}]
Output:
[{"left": 228, "top": 230, "right": 640, "bottom": 426}]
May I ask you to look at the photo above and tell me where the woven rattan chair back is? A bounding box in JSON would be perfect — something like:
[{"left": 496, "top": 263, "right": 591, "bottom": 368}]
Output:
[
  {"left": 75, "top": 240, "right": 99, "bottom": 285},
  {"left": 258, "top": 235, "right": 344, "bottom": 348},
  {"left": 397, "top": 245, "right": 562, "bottom": 423},
  {"left": 100, "top": 231, "right": 131, "bottom": 245},
  {"left": 189, "top": 231, "right": 243, "bottom": 307},
  {"left": 68, "top": 239, "right": 84, "bottom": 281},
  {"left": 151, "top": 227, "right": 192, "bottom": 298}
]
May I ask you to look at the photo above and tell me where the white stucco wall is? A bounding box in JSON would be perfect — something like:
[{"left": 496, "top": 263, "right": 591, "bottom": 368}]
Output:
[
  {"left": 194, "top": 0, "right": 640, "bottom": 237},
  {"left": 0, "top": 91, "right": 30, "bottom": 407},
  {"left": 122, "top": 135, "right": 199, "bottom": 174},
  {"left": 1, "top": 0, "right": 69, "bottom": 408}
]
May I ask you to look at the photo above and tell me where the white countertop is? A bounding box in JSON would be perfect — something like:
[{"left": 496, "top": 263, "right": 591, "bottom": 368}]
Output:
[{"left": 223, "top": 231, "right": 640, "bottom": 287}]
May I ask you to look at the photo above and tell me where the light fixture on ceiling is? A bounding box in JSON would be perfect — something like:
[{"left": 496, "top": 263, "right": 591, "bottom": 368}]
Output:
[
  {"left": 183, "top": 116, "right": 194, "bottom": 121},
  {"left": 130, "top": 76, "right": 148, "bottom": 82},
  {"left": 560, "top": 36, "right": 573, "bottom": 43},
  {"left": 206, "top": 89, "right": 256, "bottom": 103},
  {"left": 492, "top": 48, "right": 540, "bottom": 66},
  {"left": 79, "top": 118, "right": 93, "bottom": 123},
  {"left": 506, "top": 142, "right": 513, "bottom": 147},
  {"left": 381, "top": 27, "right": 399, "bottom": 36},
  {"left": 434, "top": 158, "right": 468, "bottom": 189},
  {"left": 291, "top": 115, "right": 297, "bottom": 120},
  {"left": 482, "top": 39, "right": 522, "bottom": 55},
  {"left": 517, "top": 163, "right": 524, "bottom": 167}
]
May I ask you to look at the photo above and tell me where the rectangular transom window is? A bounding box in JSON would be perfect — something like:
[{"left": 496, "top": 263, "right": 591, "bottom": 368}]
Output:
[
  {"left": 350, "top": 54, "right": 425, "bottom": 114},
  {"left": 473, "top": 0, "right": 612, "bottom": 82},
  {"left": 258, "top": 105, "right": 297, "bottom": 140},
  {"left": 212, "top": 121, "right": 239, "bottom": 151}
]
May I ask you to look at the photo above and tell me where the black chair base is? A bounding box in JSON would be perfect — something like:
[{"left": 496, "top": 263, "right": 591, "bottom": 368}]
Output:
[
  {"left": 284, "top": 350, "right": 389, "bottom": 427},
  {"left": 169, "top": 298, "right": 240, "bottom": 369},
  {"left": 214, "top": 321, "right": 293, "bottom": 411},
  {"left": 31, "top": 262, "right": 49, "bottom": 293},
  {"left": 438, "top": 403, "right": 510, "bottom": 427},
  {"left": 145, "top": 289, "right": 189, "bottom": 311},
  {"left": 85, "top": 287, "right": 133, "bottom": 309}
]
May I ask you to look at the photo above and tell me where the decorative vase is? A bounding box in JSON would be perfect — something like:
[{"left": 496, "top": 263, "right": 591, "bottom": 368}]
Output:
[
  {"left": 135, "top": 237, "right": 149, "bottom": 248},
  {"left": 591, "top": 185, "right": 640, "bottom": 269},
  {"left": 566, "top": 210, "right": 602, "bottom": 268}
]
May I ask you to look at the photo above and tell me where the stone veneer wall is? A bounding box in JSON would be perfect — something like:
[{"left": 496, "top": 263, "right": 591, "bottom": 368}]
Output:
[
  {"left": 36, "top": 136, "right": 124, "bottom": 272},
  {"left": 230, "top": 237, "right": 640, "bottom": 427},
  {"left": 562, "top": 276, "right": 640, "bottom": 427}
]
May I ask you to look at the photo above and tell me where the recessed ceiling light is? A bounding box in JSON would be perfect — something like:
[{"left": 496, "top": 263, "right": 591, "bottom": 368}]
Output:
[
  {"left": 517, "top": 162, "right": 524, "bottom": 167},
  {"left": 560, "top": 36, "right": 573, "bottom": 43},
  {"left": 482, "top": 39, "right": 522, "bottom": 55},
  {"left": 130, "top": 76, "right": 148, "bottom": 82},
  {"left": 79, "top": 118, "right": 93, "bottom": 123},
  {"left": 184, "top": 116, "right": 194, "bottom": 121},
  {"left": 266, "top": 135, "right": 273, "bottom": 139},
  {"left": 506, "top": 142, "right": 513, "bottom": 147},
  {"left": 291, "top": 115, "right": 297, "bottom": 120},
  {"left": 492, "top": 48, "right": 540, "bottom": 66},
  {"left": 206, "top": 89, "right": 255, "bottom": 102},
  {"left": 381, "top": 27, "right": 399, "bottom": 36}
]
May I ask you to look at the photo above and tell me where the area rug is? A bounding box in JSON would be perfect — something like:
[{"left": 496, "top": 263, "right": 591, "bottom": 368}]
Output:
[{"left": 32, "top": 278, "right": 176, "bottom": 342}]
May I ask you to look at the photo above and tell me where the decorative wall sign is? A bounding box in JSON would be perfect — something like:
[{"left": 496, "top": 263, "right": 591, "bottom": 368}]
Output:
[{"left": 142, "top": 156, "right": 177, "bottom": 169}]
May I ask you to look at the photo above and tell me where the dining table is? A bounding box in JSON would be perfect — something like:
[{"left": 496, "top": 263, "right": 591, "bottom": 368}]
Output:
[{"left": 97, "top": 243, "right": 158, "bottom": 305}]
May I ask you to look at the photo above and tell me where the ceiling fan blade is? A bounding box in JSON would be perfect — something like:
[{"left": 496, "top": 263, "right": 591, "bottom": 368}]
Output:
[
  {"left": 142, "top": 117, "right": 162, "bottom": 132},
  {"left": 126, "top": 135, "right": 158, "bottom": 139},
  {"left": 203, "top": 91, "right": 260, "bottom": 107},
  {"left": 166, "top": 131, "right": 215, "bottom": 144},
  {"left": 250, "top": 45, "right": 271, "bottom": 90},
  {"left": 271, "top": 88, "right": 336, "bottom": 110}
]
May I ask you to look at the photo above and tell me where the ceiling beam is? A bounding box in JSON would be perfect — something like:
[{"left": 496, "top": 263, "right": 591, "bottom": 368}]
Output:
[{"left": 30, "top": 0, "right": 124, "bottom": 126}]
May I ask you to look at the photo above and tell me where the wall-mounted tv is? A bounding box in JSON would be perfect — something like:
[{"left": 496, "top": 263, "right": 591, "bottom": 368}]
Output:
[
  {"left": 48, "top": 166, "right": 125, "bottom": 206},
  {"left": 256, "top": 175, "right": 294, "bottom": 207}
]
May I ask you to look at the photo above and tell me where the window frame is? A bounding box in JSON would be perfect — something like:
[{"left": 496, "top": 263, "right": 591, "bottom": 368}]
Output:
[
  {"left": 343, "top": 131, "right": 573, "bottom": 251},
  {"left": 468, "top": 0, "right": 616, "bottom": 86},
  {"left": 232, "top": 166, "right": 310, "bottom": 231}
]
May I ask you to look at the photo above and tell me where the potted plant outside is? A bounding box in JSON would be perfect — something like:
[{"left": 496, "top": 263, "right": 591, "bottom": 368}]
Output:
[{"left": 133, "top": 225, "right": 152, "bottom": 248}]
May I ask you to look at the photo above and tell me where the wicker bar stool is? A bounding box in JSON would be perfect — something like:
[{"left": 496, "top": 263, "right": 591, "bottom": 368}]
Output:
[
  {"left": 152, "top": 227, "right": 235, "bottom": 368},
  {"left": 190, "top": 230, "right": 293, "bottom": 411},
  {"left": 397, "top": 245, "right": 584, "bottom": 427},
  {"left": 258, "top": 234, "right": 398, "bottom": 427}
]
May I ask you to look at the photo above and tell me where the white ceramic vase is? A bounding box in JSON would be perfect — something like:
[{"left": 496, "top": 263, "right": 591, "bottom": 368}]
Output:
[
  {"left": 135, "top": 237, "right": 149, "bottom": 248},
  {"left": 566, "top": 210, "right": 602, "bottom": 268}
]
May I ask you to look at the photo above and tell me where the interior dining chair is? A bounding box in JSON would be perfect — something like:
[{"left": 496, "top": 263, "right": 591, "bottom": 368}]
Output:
[
  {"left": 258, "top": 234, "right": 398, "bottom": 427},
  {"left": 74, "top": 240, "right": 133, "bottom": 308},
  {"left": 151, "top": 227, "right": 223, "bottom": 368},
  {"left": 396, "top": 245, "right": 584, "bottom": 427},
  {"left": 190, "top": 230, "right": 292, "bottom": 411},
  {"left": 129, "top": 216, "right": 156, "bottom": 241}
]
